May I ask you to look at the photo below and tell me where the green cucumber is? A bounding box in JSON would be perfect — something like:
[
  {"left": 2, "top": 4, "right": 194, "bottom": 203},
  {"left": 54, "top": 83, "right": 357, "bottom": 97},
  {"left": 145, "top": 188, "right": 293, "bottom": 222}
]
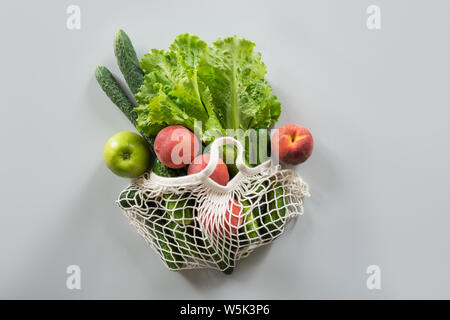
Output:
[
  {"left": 167, "top": 220, "right": 196, "bottom": 256},
  {"left": 117, "top": 193, "right": 183, "bottom": 270},
  {"left": 146, "top": 213, "right": 184, "bottom": 270},
  {"left": 222, "top": 266, "right": 234, "bottom": 275},
  {"left": 239, "top": 200, "right": 259, "bottom": 242},
  {"left": 192, "top": 223, "right": 234, "bottom": 275},
  {"left": 95, "top": 65, "right": 137, "bottom": 126},
  {"left": 113, "top": 29, "right": 144, "bottom": 95},
  {"left": 218, "top": 239, "right": 235, "bottom": 275},
  {"left": 150, "top": 158, "right": 194, "bottom": 267},
  {"left": 118, "top": 189, "right": 142, "bottom": 209},
  {"left": 152, "top": 158, "right": 193, "bottom": 225},
  {"left": 95, "top": 65, "right": 154, "bottom": 149},
  {"left": 244, "top": 209, "right": 259, "bottom": 240},
  {"left": 164, "top": 193, "right": 194, "bottom": 225},
  {"left": 247, "top": 182, "right": 271, "bottom": 240},
  {"left": 152, "top": 158, "right": 186, "bottom": 177},
  {"left": 262, "top": 183, "right": 286, "bottom": 238}
]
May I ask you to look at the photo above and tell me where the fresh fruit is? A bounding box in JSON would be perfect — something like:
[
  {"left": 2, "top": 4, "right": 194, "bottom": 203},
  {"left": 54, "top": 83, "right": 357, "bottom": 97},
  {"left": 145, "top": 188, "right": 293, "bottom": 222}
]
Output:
[
  {"left": 199, "top": 199, "right": 244, "bottom": 238},
  {"left": 272, "top": 124, "right": 314, "bottom": 165},
  {"left": 103, "top": 131, "right": 151, "bottom": 178},
  {"left": 154, "top": 126, "right": 200, "bottom": 169},
  {"left": 203, "top": 144, "right": 238, "bottom": 177},
  {"left": 188, "top": 154, "right": 230, "bottom": 186},
  {"left": 224, "top": 200, "right": 244, "bottom": 235}
]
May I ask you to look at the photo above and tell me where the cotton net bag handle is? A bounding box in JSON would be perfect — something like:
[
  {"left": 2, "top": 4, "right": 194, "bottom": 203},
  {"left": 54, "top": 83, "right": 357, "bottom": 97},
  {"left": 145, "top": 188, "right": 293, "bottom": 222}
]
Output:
[{"left": 150, "top": 137, "right": 272, "bottom": 191}]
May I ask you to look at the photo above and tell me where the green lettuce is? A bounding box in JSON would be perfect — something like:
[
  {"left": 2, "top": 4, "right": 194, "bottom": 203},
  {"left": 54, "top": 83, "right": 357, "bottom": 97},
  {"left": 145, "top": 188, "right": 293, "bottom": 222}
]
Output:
[{"left": 134, "top": 34, "right": 281, "bottom": 145}]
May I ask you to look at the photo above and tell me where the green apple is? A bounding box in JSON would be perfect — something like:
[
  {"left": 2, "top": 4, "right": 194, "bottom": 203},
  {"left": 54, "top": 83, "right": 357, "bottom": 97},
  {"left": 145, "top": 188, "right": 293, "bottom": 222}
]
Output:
[{"left": 103, "top": 131, "right": 152, "bottom": 178}]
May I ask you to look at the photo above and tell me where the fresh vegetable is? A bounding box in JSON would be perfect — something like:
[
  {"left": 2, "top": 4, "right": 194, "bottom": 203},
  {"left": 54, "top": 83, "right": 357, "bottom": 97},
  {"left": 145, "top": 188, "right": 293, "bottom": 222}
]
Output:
[
  {"left": 217, "top": 238, "right": 236, "bottom": 275},
  {"left": 197, "top": 37, "right": 281, "bottom": 132},
  {"left": 114, "top": 29, "right": 144, "bottom": 95},
  {"left": 103, "top": 131, "right": 151, "bottom": 178},
  {"left": 95, "top": 65, "right": 155, "bottom": 149},
  {"left": 145, "top": 163, "right": 191, "bottom": 268},
  {"left": 164, "top": 193, "right": 194, "bottom": 225},
  {"left": 167, "top": 220, "right": 196, "bottom": 256},
  {"left": 134, "top": 34, "right": 281, "bottom": 163},
  {"left": 192, "top": 221, "right": 234, "bottom": 275},
  {"left": 117, "top": 190, "right": 183, "bottom": 270},
  {"left": 272, "top": 124, "right": 314, "bottom": 165},
  {"left": 262, "top": 183, "right": 286, "bottom": 238},
  {"left": 95, "top": 65, "right": 138, "bottom": 126},
  {"left": 152, "top": 158, "right": 181, "bottom": 177},
  {"left": 152, "top": 158, "right": 194, "bottom": 225},
  {"left": 96, "top": 30, "right": 155, "bottom": 150},
  {"left": 134, "top": 34, "right": 215, "bottom": 138},
  {"left": 118, "top": 189, "right": 142, "bottom": 209},
  {"left": 154, "top": 125, "right": 200, "bottom": 169},
  {"left": 147, "top": 214, "right": 185, "bottom": 270},
  {"left": 240, "top": 200, "right": 259, "bottom": 240},
  {"left": 100, "top": 31, "right": 301, "bottom": 274},
  {"left": 188, "top": 154, "right": 230, "bottom": 186},
  {"left": 250, "top": 181, "right": 271, "bottom": 239}
]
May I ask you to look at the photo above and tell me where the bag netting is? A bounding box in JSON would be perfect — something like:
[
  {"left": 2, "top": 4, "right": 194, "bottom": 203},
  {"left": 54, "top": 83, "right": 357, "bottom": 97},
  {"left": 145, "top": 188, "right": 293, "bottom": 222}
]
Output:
[{"left": 117, "top": 137, "right": 310, "bottom": 272}]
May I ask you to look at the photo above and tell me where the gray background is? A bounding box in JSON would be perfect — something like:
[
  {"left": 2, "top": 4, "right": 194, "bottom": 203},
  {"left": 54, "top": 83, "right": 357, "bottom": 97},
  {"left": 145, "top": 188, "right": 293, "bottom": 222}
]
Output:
[{"left": 1, "top": 0, "right": 449, "bottom": 299}]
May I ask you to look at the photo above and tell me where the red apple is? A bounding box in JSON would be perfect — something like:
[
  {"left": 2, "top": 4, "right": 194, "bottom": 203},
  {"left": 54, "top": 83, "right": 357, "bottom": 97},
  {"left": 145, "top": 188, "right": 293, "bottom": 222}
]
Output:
[
  {"left": 154, "top": 125, "right": 200, "bottom": 169},
  {"left": 199, "top": 199, "right": 244, "bottom": 238},
  {"left": 272, "top": 124, "right": 314, "bottom": 165},
  {"left": 188, "top": 154, "right": 230, "bottom": 186}
]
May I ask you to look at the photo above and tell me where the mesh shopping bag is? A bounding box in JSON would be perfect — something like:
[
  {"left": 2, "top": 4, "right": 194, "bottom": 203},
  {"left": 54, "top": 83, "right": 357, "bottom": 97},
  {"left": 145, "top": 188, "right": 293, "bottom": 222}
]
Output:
[{"left": 117, "top": 137, "right": 310, "bottom": 272}]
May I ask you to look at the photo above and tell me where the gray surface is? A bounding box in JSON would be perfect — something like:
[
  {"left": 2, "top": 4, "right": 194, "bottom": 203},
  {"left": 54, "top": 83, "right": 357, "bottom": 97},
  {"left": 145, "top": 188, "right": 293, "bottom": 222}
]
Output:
[{"left": 1, "top": 0, "right": 449, "bottom": 299}]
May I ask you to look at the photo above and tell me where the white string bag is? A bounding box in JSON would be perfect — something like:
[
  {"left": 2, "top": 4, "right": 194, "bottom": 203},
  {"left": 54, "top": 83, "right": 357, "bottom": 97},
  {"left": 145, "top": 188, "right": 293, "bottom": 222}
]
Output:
[{"left": 117, "top": 137, "right": 310, "bottom": 272}]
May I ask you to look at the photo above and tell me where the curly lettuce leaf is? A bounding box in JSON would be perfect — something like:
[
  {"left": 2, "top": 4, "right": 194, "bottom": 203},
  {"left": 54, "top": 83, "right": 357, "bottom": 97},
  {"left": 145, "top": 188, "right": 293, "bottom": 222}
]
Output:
[
  {"left": 134, "top": 34, "right": 280, "bottom": 144},
  {"left": 197, "top": 36, "right": 280, "bottom": 130},
  {"left": 134, "top": 35, "right": 223, "bottom": 141}
]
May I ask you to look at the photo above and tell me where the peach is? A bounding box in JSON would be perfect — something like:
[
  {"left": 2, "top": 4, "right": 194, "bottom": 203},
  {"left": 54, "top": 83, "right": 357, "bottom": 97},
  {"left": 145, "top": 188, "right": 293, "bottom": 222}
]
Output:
[
  {"left": 154, "top": 125, "right": 200, "bottom": 169},
  {"left": 199, "top": 199, "right": 244, "bottom": 238},
  {"left": 272, "top": 124, "right": 314, "bottom": 165},
  {"left": 188, "top": 154, "right": 230, "bottom": 186},
  {"left": 223, "top": 199, "right": 245, "bottom": 235}
]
